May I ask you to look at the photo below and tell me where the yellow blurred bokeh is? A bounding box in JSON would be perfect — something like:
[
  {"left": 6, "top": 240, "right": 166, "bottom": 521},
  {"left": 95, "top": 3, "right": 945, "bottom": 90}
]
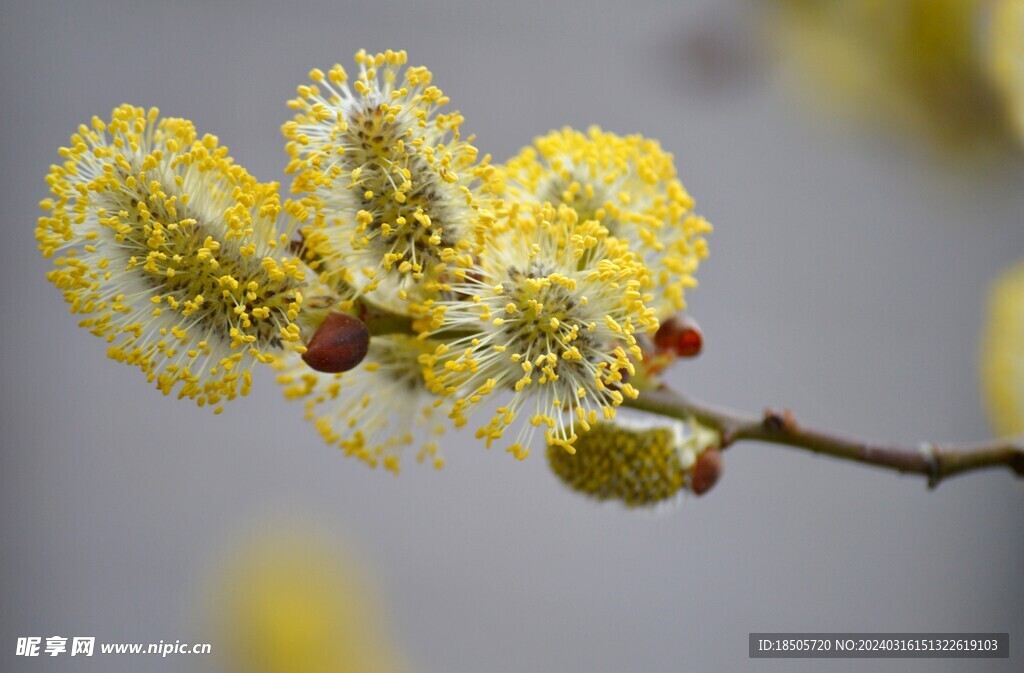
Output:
[
  {"left": 982, "top": 260, "right": 1024, "bottom": 437},
  {"left": 766, "top": 0, "right": 1024, "bottom": 151},
  {"left": 208, "top": 527, "right": 408, "bottom": 673}
]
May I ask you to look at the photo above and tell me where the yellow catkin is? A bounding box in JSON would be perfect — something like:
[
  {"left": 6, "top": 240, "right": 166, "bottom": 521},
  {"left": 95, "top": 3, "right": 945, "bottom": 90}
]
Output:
[
  {"left": 36, "top": 104, "right": 307, "bottom": 407},
  {"left": 276, "top": 334, "right": 447, "bottom": 473},
  {"left": 284, "top": 50, "right": 493, "bottom": 306},
  {"left": 547, "top": 419, "right": 707, "bottom": 507},
  {"left": 492, "top": 126, "right": 710, "bottom": 317},
  {"left": 418, "top": 202, "right": 658, "bottom": 457}
]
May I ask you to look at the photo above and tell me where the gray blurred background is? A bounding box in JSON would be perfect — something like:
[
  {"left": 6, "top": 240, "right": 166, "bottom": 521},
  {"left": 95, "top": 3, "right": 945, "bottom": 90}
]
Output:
[{"left": 1, "top": 1, "right": 1022, "bottom": 672}]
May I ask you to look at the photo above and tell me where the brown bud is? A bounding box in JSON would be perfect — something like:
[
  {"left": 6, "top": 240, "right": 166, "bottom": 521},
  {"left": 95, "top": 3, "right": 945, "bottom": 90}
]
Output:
[
  {"left": 690, "top": 446, "right": 722, "bottom": 496},
  {"left": 762, "top": 408, "right": 796, "bottom": 434},
  {"left": 654, "top": 315, "right": 703, "bottom": 358},
  {"left": 301, "top": 313, "right": 370, "bottom": 374}
]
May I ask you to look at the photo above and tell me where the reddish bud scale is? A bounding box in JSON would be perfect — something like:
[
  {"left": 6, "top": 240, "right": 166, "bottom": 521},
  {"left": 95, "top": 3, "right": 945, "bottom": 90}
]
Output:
[
  {"left": 654, "top": 315, "right": 703, "bottom": 358},
  {"left": 690, "top": 446, "right": 722, "bottom": 496},
  {"left": 301, "top": 313, "right": 370, "bottom": 374}
]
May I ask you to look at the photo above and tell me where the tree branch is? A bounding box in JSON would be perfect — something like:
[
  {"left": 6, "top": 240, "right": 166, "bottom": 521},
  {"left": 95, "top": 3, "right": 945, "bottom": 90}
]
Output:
[
  {"left": 350, "top": 300, "right": 1023, "bottom": 487},
  {"left": 625, "top": 386, "right": 1024, "bottom": 488}
]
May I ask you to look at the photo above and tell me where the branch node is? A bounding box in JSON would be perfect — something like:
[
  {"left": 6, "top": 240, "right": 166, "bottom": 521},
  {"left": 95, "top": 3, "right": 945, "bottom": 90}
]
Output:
[{"left": 762, "top": 408, "right": 796, "bottom": 434}]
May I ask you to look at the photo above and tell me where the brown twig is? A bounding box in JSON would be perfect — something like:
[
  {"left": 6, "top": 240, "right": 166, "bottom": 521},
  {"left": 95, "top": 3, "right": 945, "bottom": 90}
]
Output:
[
  {"left": 625, "top": 386, "right": 1024, "bottom": 488},
  {"left": 350, "top": 301, "right": 1023, "bottom": 487}
]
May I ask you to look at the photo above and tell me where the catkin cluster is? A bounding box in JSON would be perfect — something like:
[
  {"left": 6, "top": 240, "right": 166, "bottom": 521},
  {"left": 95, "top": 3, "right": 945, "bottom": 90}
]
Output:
[{"left": 37, "top": 50, "right": 712, "bottom": 481}]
